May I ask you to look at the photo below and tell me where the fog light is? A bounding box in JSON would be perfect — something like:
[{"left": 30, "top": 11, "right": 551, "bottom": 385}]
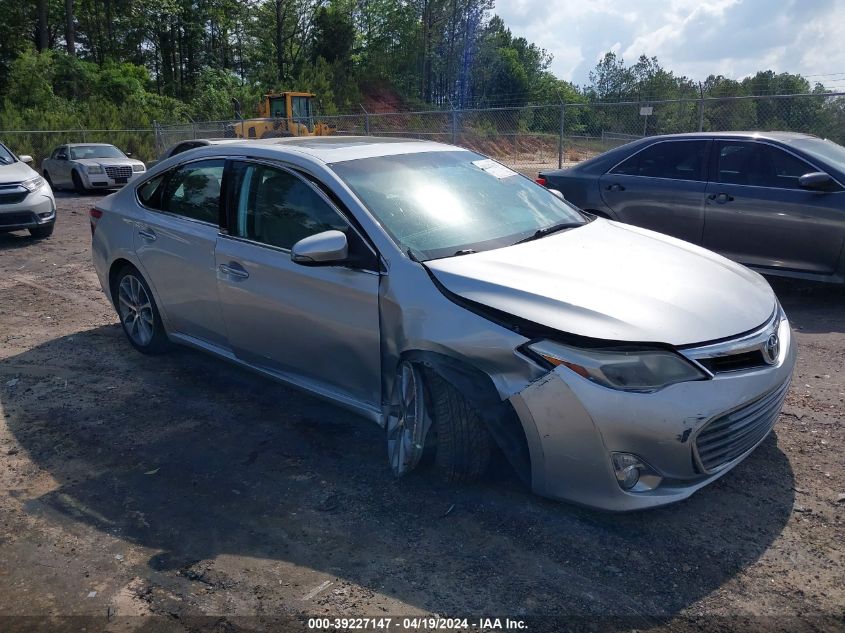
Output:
[{"left": 611, "top": 452, "right": 663, "bottom": 492}]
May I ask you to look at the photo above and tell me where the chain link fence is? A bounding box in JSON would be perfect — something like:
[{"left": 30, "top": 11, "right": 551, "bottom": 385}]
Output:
[{"left": 3, "top": 93, "right": 844, "bottom": 175}]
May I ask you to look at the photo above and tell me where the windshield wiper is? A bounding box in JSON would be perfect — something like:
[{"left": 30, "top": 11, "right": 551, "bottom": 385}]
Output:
[
  {"left": 512, "top": 222, "right": 580, "bottom": 245},
  {"left": 452, "top": 248, "right": 476, "bottom": 256}
]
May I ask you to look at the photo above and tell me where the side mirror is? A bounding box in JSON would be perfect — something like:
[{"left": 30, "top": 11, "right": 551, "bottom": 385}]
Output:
[
  {"left": 125, "top": 151, "right": 132, "bottom": 157},
  {"left": 19, "top": 155, "right": 33, "bottom": 164},
  {"left": 291, "top": 230, "right": 348, "bottom": 265},
  {"left": 548, "top": 188, "right": 565, "bottom": 200},
  {"left": 57, "top": 154, "right": 67, "bottom": 161},
  {"left": 799, "top": 171, "right": 833, "bottom": 190}
]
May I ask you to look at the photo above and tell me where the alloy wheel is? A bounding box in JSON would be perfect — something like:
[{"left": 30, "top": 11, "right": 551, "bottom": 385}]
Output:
[
  {"left": 117, "top": 274, "right": 155, "bottom": 347},
  {"left": 386, "top": 362, "right": 430, "bottom": 477}
]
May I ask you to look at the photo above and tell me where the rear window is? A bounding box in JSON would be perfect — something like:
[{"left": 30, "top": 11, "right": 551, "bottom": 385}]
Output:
[{"left": 611, "top": 140, "right": 708, "bottom": 181}]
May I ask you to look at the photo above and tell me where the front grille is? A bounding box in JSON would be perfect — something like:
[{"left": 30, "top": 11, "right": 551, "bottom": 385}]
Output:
[
  {"left": 0, "top": 185, "right": 28, "bottom": 205},
  {"left": 694, "top": 379, "right": 790, "bottom": 473},
  {"left": 698, "top": 350, "right": 767, "bottom": 373},
  {"left": 0, "top": 211, "right": 35, "bottom": 226},
  {"left": 105, "top": 165, "right": 133, "bottom": 179}
]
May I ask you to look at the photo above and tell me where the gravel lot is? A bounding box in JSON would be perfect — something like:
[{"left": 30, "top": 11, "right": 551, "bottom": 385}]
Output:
[{"left": 0, "top": 193, "right": 843, "bottom": 632}]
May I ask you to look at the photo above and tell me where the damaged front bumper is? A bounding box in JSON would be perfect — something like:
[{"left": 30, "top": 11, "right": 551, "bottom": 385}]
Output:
[{"left": 509, "top": 320, "right": 796, "bottom": 512}]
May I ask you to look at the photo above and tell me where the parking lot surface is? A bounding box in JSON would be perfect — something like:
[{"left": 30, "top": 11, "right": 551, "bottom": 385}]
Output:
[{"left": 0, "top": 193, "right": 843, "bottom": 632}]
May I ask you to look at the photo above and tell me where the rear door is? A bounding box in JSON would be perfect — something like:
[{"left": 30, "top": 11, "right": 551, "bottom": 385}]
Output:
[
  {"left": 599, "top": 139, "right": 711, "bottom": 244},
  {"left": 215, "top": 159, "right": 382, "bottom": 409},
  {"left": 703, "top": 140, "right": 845, "bottom": 274},
  {"left": 133, "top": 158, "right": 229, "bottom": 347}
]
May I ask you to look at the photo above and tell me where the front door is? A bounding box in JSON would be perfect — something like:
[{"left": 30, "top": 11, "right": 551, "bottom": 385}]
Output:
[
  {"left": 599, "top": 139, "right": 711, "bottom": 244},
  {"left": 133, "top": 159, "right": 229, "bottom": 346},
  {"left": 703, "top": 140, "right": 845, "bottom": 274},
  {"left": 215, "top": 160, "right": 382, "bottom": 409}
]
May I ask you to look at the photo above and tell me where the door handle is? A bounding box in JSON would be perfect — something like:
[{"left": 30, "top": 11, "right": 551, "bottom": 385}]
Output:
[
  {"left": 707, "top": 193, "right": 734, "bottom": 204},
  {"left": 218, "top": 262, "right": 249, "bottom": 279},
  {"left": 138, "top": 227, "right": 157, "bottom": 241},
  {"left": 606, "top": 183, "right": 626, "bottom": 192}
]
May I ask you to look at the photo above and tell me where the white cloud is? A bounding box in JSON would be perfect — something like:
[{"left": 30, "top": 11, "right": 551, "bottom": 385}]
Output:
[{"left": 492, "top": 0, "right": 845, "bottom": 89}]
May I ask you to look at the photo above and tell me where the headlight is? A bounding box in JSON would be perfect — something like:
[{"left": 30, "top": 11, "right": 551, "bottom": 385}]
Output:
[
  {"left": 21, "top": 176, "right": 46, "bottom": 192},
  {"left": 525, "top": 340, "right": 708, "bottom": 392},
  {"left": 132, "top": 164, "right": 146, "bottom": 173},
  {"left": 85, "top": 165, "right": 104, "bottom": 174}
]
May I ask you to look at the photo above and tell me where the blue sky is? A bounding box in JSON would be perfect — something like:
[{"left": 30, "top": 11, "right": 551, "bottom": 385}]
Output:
[{"left": 494, "top": 0, "right": 845, "bottom": 89}]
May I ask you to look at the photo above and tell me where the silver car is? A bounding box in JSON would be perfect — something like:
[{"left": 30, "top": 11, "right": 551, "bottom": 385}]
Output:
[
  {"left": 0, "top": 142, "right": 56, "bottom": 238},
  {"left": 42, "top": 143, "right": 146, "bottom": 194},
  {"left": 91, "top": 137, "right": 796, "bottom": 511}
]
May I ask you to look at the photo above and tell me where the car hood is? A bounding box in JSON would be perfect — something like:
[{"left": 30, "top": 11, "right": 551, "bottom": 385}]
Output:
[
  {"left": 425, "top": 219, "right": 776, "bottom": 347},
  {"left": 0, "top": 160, "right": 38, "bottom": 184},
  {"left": 74, "top": 158, "right": 144, "bottom": 167}
]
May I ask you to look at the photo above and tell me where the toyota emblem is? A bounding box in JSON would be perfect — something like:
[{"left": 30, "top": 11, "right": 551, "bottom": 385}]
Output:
[{"left": 762, "top": 333, "right": 780, "bottom": 365}]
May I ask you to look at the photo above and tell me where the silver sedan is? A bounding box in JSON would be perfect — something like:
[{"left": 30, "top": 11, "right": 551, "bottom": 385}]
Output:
[{"left": 90, "top": 137, "right": 796, "bottom": 511}]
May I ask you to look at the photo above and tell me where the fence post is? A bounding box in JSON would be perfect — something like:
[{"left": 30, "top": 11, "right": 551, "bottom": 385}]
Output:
[
  {"left": 448, "top": 98, "right": 457, "bottom": 145},
  {"left": 698, "top": 82, "right": 705, "bottom": 132},
  {"left": 361, "top": 105, "right": 370, "bottom": 135},
  {"left": 558, "top": 102, "right": 565, "bottom": 169}
]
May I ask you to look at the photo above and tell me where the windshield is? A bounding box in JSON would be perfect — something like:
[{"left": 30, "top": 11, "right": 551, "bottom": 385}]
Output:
[
  {"left": 69, "top": 145, "right": 126, "bottom": 160},
  {"left": 0, "top": 143, "right": 15, "bottom": 165},
  {"left": 790, "top": 137, "right": 845, "bottom": 173},
  {"left": 330, "top": 150, "right": 586, "bottom": 260}
]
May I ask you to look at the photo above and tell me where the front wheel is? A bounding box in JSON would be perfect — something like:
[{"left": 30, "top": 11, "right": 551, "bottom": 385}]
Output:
[
  {"left": 386, "top": 362, "right": 492, "bottom": 482},
  {"left": 114, "top": 267, "right": 169, "bottom": 354},
  {"left": 71, "top": 170, "right": 87, "bottom": 195}
]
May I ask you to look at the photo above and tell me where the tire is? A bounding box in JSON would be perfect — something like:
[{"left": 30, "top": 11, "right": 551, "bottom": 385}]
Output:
[
  {"left": 29, "top": 224, "right": 54, "bottom": 239},
  {"left": 71, "top": 170, "right": 87, "bottom": 195},
  {"left": 113, "top": 266, "right": 169, "bottom": 355},
  {"left": 426, "top": 368, "right": 492, "bottom": 482}
]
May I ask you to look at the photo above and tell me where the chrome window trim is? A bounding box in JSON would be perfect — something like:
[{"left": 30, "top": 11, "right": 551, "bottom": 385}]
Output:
[
  {"left": 607, "top": 138, "right": 711, "bottom": 182},
  {"left": 221, "top": 156, "right": 381, "bottom": 273}
]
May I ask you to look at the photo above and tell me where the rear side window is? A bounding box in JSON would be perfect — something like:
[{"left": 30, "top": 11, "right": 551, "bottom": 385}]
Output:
[
  {"left": 159, "top": 160, "right": 224, "bottom": 224},
  {"left": 231, "top": 163, "right": 347, "bottom": 250},
  {"left": 611, "top": 141, "right": 708, "bottom": 181},
  {"left": 716, "top": 141, "right": 816, "bottom": 189}
]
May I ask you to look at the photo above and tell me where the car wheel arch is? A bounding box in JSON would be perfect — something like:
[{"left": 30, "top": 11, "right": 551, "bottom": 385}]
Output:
[{"left": 391, "top": 349, "right": 533, "bottom": 487}]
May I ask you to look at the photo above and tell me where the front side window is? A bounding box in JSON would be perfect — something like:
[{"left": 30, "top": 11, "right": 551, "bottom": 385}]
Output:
[
  {"left": 158, "top": 160, "right": 224, "bottom": 223},
  {"left": 231, "top": 163, "right": 348, "bottom": 250},
  {"left": 716, "top": 142, "right": 815, "bottom": 189},
  {"left": 329, "top": 150, "right": 586, "bottom": 260},
  {"left": 611, "top": 141, "right": 708, "bottom": 181}
]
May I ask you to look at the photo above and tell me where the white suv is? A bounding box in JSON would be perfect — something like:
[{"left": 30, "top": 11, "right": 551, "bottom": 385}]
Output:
[{"left": 0, "top": 142, "right": 55, "bottom": 239}]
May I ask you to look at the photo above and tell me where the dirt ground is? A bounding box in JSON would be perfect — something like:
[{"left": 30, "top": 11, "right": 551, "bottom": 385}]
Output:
[{"left": 0, "top": 193, "right": 843, "bottom": 633}]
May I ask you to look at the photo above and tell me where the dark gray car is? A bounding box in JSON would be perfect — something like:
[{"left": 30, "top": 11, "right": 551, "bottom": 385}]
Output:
[{"left": 539, "top": 132, "right": 845, "bottom": 284}]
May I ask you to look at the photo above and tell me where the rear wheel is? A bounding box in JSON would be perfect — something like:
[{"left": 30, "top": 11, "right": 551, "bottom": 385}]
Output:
[
  {"left": 42, "top": 171, "right": 54, "bottom": 189},
  {"left": 71, "top": 170, "right": 87, "bottom": 195},
  {"left": 114, "top": 266, "right": 169, "bottom": 354},
  {"left": 29, "top": 224, "right": 54, "bottom": 239}
]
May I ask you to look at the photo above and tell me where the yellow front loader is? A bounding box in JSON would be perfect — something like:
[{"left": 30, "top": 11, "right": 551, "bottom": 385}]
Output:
[{"left": 230, "top": 92, "right": 334, "bottom": 139}]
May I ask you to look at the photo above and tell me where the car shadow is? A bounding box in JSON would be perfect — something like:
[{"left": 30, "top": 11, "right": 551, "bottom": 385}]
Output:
[
  {"left": 2, "top": 325, "right": 795, "bottom": 626},
  {"left": 0, "top": 230, "right": 41, "bottom": 250},
  {"left": 768, "top": 277, "right": 845, "bottom": 335}
]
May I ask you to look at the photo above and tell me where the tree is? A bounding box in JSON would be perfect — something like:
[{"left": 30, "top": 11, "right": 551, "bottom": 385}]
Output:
[{"left": 65, "top": 0, "right": 75, "bottom": 56}]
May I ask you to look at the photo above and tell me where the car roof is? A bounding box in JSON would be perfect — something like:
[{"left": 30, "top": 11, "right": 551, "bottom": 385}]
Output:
[
  {"left": 641, "top": 131, "right": 819, "bottom": 142},
  {"left": 65, "top": 143, "right": 118, "bottom": 147},
  {"left": 220, "top": 136, "right": 465, "bottom": 163}
]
